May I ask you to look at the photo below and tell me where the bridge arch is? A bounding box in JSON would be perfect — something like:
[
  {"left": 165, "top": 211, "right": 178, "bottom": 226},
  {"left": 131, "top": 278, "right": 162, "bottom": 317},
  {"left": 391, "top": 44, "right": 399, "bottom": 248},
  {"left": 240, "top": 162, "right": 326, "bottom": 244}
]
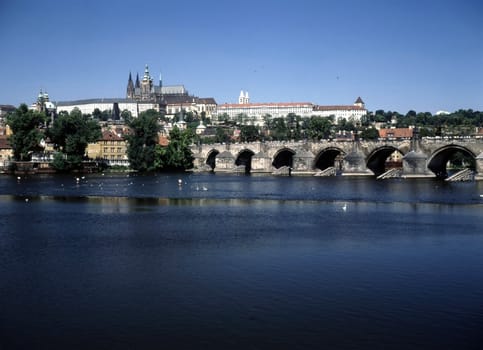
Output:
[
  {"left": 314, "top": 147, "right": 346, "bottom": 171},
  {"left": 427, "top": 145, "right": 476, "bottom": 178},
  {"left": 366, "top": 146, "right": 405, "bottom": 176},
  {"left": 272, "top": 148, "right": 296, "bottom": 169},
  {"left": 206, "top": 149, "right": 219, "bottom": 171},
  {"left": 235, "top": 149, "right": 255, "bottom": 173}
]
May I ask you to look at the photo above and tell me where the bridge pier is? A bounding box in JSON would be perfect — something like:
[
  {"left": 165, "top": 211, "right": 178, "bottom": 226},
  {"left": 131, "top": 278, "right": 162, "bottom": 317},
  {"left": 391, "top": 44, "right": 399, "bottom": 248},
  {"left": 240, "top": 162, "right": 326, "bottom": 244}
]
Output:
[
  {"left": 215, "top": 151, "right": 236, "bottom": 172},
  {"left": 251, "top": 151, "right": 272, "bottom": 173},
  {"left": 476, "top": 152, "right": 483, "bottom": 180},
  {"left": 291, "top": 150, "right": 315, "bottom": 175},
  {"left": 402, "top": 150, "right": 433, "bottom": 178},
  {"left": 342, "top": 149, "right": 372, "bottom": 175},
  {"left": 342, "top": 141, "right": 372, "bottom": 175}
]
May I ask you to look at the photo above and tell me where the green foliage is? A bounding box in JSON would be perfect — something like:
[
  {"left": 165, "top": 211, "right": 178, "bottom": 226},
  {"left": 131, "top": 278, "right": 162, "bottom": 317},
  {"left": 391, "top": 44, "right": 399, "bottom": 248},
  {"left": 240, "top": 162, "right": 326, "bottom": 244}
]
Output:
[
  {"left": 6, "top": 104, "right": 46, "bottom": 161},
  {"left": 48, "top": 108, "right": 101, "bottom": 170},
  {"left": 51, "top": 152, "right": 67, "bottom": 171},
  {"left": 307, "top": 116, "right": 332, "bottom": 140},
  {"left": 360, "top": 128, "right": 379, "bottom": 140},
  {"left": 215, "top": 127, "right": 232, "bottom": 143},
  {"left": 270, "top": 118, "right": 289, "bottom": 141},
  {"left": 121, "top": 109, "right": 132, "bottom": 121},
  {"left": 125, "top": 110, "right": 161, "bottom": 172},
  {"left": 240, "top": 125, "right": 260, "bottom": 142},
  {"left": 154, "top": 127, "right": 194, "bottom": 171}
]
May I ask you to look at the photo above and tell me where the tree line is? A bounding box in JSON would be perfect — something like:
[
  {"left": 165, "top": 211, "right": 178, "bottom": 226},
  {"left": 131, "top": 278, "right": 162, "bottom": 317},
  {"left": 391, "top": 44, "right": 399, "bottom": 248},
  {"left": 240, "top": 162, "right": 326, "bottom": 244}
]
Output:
[
  {"left": 5, "top": 104, "right": 482, "bottom": 173},
  {"left": 6, "top": 105, "right": 194, "bottom": 173},
  {"left": 210, "top": 109, "right": 483, "bottom": 143}
]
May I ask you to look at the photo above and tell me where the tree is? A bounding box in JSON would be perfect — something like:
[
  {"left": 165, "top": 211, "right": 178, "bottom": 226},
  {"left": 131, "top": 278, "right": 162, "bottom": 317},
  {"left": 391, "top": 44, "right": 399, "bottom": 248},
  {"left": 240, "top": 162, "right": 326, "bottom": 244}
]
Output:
[
  {"left": 270, "top": 117, "right": 289, "bottom": 140},
  {"left": 121, "top": 109, "right": 132, "bottom": 121},
  {"left": 6, "top": 104, "right": 46, "bottom": 161},
  {"left": 154, "top": 127, "right": 194, "bottom": 171},
  {"left": 125, "top": 110, "right": 161, "bottom": 172},
  {"left": 307, "top": 116, "right": 332, "bottom": 140},
  {"left": 360, "top": 127, "right": 379, "bottom": 140},
  {"left": 215, "top": 127, "right": 231, "bottom": 143},
  {"left": 48, "top": 108, "right": 101, "bottom": 170},
  {"left": 240, "top": 125, "right": 259, "bottom": 142}
]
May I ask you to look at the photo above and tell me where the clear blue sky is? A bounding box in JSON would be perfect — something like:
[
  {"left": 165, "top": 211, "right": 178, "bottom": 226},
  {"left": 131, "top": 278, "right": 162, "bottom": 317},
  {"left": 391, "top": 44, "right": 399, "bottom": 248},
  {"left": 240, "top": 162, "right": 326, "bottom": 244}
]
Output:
[{"left": 0, "top": 0, "right": 481, "bottom": 114}]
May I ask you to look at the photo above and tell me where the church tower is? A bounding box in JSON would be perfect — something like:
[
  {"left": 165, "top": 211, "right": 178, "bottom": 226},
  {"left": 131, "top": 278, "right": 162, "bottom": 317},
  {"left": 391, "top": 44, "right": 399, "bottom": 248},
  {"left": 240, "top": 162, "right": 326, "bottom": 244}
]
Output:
[
  {"left": 239, "top": 90, "right": 249, "bottom": 104},
  {"left": 141, "top": 64, "right": 153, "bottom": 100},
  {"left": 127, "top": 72, "right": 135, "bottom": 99},
  {"left": 354, "top": 97, "right": 365, "bottom": 108},
  {"left": 135, "top": 73, "right": 140, "bottom": 89}
]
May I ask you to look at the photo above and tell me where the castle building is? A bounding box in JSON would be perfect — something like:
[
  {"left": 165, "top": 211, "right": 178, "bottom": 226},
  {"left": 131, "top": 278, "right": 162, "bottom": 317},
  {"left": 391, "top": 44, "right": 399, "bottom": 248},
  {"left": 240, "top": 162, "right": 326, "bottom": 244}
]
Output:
[
  {"left": 55, "top": 65, "right": 216, "bottom": 119},
  {"left": 214, "top": 93, "right": 367, "bottom": 125}
]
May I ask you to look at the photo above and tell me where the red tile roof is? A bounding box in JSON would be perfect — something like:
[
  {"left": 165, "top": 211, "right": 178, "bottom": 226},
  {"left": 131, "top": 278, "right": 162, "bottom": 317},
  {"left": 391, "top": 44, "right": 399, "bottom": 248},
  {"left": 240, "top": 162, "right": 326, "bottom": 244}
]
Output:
[
  {"left": 313, "top": 105, "right": 366, "bottom": 111},
  {"left": 218, "top": 102, "right": 313, "bottom": 108},
  {"left": 378, "top": 128, "right": 413, "bottom": 139},
  {"left": 100, "top": 130, "right": 123, "bottom": 141}
]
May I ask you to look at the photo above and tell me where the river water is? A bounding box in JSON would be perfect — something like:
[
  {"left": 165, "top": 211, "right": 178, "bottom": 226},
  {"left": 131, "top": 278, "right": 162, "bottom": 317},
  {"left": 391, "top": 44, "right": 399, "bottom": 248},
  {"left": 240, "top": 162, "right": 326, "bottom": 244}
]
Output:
[{"left": 1, "top": 173, "right": 483, "bottom": 349}]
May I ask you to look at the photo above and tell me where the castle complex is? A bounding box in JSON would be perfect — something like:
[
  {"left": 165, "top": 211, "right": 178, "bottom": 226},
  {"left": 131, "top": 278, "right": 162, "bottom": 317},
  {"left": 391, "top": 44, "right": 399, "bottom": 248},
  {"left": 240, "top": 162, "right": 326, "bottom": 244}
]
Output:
[
  {"left": 41, "top": 65, "right": 367, "bottom": 125},
  {"left": 56, "top": 65, "right": 216, "bottom": 119}
]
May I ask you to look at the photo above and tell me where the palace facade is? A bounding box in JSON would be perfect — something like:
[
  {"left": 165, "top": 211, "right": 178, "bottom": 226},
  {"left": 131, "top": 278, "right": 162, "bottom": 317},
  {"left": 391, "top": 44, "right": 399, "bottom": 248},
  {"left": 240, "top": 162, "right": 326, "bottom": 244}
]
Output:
[{"left": 214, "top": 91, "right": 367, "bottom": 125}]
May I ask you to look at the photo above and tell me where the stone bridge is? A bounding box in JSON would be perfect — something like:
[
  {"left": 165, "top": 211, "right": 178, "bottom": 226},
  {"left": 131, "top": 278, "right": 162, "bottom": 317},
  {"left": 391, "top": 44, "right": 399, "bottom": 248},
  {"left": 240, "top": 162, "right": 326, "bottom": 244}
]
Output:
[{"left": 191, "top": 137, "right": 483, "bottom": 179}]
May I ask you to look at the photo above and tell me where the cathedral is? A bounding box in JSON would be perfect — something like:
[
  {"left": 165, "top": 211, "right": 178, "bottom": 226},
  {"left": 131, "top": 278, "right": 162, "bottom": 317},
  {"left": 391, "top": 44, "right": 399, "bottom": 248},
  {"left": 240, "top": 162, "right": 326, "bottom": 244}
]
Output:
[
  {"left": 126, "top": 64, "right": 162, "bottom": 101},
  {"left": 126, "top": 65, "right": 189, "bottom": 102}
]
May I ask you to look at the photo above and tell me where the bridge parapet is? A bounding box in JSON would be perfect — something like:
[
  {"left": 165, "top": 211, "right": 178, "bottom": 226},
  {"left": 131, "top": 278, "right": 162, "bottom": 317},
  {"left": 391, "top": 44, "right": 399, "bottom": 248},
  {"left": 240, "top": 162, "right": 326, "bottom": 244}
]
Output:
[{"left": 191, "top": 138, "right": 483, "bottom": 179}]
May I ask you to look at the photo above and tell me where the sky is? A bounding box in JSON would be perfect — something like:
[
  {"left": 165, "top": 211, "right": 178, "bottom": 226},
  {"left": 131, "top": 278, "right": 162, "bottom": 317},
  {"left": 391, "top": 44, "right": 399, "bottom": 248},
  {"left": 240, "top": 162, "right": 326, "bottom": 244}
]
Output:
[{"left": 0, "top": 0, "right": 482, "bottom": 114}]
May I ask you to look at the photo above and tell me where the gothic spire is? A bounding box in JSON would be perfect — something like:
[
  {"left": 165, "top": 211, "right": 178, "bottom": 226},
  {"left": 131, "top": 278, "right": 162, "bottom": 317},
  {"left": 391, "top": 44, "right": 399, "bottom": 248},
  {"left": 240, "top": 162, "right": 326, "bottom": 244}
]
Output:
[
  {"left": 135, "top": 73, "right": 140, "bottom": 88},
  {"left": 127, "top": 72, "right": 135, "bottom": 99}
]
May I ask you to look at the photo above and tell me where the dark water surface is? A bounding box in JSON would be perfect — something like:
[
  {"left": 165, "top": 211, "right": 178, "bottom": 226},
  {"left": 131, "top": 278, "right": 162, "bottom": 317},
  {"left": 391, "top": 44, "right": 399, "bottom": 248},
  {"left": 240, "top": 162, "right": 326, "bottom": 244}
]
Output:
[{"left": 1, "top": 173, "right": 483, "bottom": 349}]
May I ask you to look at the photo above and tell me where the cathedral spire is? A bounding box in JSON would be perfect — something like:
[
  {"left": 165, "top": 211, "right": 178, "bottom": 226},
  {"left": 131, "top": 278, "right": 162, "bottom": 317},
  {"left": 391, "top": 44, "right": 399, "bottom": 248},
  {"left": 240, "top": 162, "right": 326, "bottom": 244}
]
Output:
[
  {"left": 127, "top": 72, "right": 135, "bottom": 99},
  {"left": 143, "top": 64, "right": 151, "bottom": 81},
  {"left": 135, "top": 73, "right": 140, "bottom": 88}
]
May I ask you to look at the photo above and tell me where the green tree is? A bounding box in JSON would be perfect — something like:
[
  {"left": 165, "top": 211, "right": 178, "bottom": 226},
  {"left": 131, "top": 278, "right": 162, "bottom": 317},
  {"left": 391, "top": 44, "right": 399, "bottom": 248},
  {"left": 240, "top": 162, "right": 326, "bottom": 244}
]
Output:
[
  {"left": 125, "top": 110, "right": 161, "bottom": 171},
  {"left": 270, "top": 117, "right": 289, "bottom": 140},
  {"left": 215, "top": 127, "right": 231, "bottom": 143},
  {"left": 121, "top": 109, "right": 132, "bottom": 121},
  {"left": 307, "top": 116, "right": 332, "bottom": 140},
  {"left": 92, "top": 108, "right": 102, "bottom": 120},
  {"left": 155, "top": 127, "right": 194, "bottom": 171},
  {"left": 48, "top": 108, "right": 101, "bottom": 170},
  {"left": 360, "top": 127, "right": 379, "bottom": 140},
  {"left": 240, "top": 125, "right": 259, "bottom": 142},
  {"left": 7, "top": 104, "right": 47, "bottom": 161}
]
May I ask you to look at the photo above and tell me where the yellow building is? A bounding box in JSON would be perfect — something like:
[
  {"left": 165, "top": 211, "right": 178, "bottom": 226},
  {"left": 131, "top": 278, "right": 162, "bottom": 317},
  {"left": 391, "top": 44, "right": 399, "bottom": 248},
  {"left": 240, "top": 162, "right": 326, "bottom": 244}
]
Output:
[
  {"left": 0, "top": 135, "right": 13, "bottom": 168},
  {"left": 87, "top": 130, "right": 129, "bottom": 166}
]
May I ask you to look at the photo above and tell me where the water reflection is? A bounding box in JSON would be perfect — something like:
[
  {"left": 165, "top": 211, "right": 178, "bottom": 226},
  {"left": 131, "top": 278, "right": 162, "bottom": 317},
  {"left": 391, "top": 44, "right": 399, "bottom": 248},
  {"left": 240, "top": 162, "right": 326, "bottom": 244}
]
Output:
[{"left": 1, "top": 176, "right": 483, "bottom": 349}]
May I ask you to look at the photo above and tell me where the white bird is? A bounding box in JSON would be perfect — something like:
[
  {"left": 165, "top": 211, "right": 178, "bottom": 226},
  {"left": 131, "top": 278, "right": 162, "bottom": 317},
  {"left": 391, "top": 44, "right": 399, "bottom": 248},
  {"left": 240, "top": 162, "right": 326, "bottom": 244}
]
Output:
[{"left": 342, "top": 203, "right": 347, "bottom": 211}]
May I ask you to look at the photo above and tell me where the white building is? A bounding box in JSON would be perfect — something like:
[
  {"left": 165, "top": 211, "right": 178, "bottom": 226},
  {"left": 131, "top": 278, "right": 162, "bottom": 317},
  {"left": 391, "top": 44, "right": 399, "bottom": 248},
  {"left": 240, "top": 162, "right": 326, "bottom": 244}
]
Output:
[
  {"left": 312, "top": 97, "right": 367, "bottom": 123},
  {"left": 214, "top": 93, "right": 367, "bottom": 125},
  {"left": 215, "top": 101, "right": 314, "bottom": 125},
  {"left": 56, "top": 98, "right": 159, "bottom": 118}
]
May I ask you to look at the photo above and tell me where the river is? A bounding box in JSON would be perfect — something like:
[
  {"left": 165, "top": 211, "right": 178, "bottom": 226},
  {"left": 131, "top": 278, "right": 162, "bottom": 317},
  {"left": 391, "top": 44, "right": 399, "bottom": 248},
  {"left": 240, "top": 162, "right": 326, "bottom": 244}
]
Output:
[{"left": 1, "top": 173, "right": 483, "bottom": 349}]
